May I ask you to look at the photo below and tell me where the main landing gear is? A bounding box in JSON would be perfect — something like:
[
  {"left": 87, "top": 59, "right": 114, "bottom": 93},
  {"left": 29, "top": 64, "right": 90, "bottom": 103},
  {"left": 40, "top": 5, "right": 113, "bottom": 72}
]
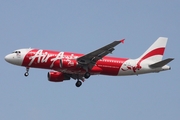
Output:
[
  {"left": 75, "top": 72, "right": 91, "bottom": 87},
  {"left": 84, "top": 72, "right": 90, "bottom": 79},
  {"left": 24, "top": 67, "right": 29, "bottom": 77},
  {"left": 75, "top": 80, "right": 82, "bottom": 87}
]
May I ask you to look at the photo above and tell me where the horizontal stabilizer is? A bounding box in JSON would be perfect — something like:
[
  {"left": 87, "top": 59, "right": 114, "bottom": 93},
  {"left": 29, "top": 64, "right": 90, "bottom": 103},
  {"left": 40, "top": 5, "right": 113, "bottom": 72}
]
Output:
[{"left": 149, "top": 58, "right": 174, "bottom": 68}]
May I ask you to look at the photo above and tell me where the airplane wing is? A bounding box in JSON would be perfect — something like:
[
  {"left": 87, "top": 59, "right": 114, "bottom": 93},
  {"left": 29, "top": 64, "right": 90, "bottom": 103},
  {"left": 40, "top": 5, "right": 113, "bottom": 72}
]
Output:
[{"left": 77, "top": 39, "right": 125, "bottom": 70}]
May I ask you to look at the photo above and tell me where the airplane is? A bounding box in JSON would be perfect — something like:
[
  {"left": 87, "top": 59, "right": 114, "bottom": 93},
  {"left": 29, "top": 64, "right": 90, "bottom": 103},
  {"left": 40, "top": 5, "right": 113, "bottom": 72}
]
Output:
[{"left": 4, "top": 37, "right": 174, "bottom": 87}]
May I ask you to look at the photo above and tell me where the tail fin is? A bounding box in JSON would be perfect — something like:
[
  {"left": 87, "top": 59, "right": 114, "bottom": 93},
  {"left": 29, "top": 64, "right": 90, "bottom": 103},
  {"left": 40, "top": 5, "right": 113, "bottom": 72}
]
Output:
[{"left": 137, "top": 37, "right": 168, "bottom": 63}]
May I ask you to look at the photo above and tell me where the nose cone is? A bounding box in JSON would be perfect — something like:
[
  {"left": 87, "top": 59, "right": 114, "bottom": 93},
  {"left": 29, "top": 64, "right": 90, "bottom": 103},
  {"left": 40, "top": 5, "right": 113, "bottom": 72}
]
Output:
[
  {"left": 5, "top": 54, "right": 12, "bottom": 63},
  {"left": 5, "top": 53, "right": 23, "bottom": 66}
]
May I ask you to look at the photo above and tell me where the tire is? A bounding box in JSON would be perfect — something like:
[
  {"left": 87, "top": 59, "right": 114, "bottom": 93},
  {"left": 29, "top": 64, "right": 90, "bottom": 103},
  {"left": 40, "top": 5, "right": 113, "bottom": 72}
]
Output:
[
  {"left": 75, "top": 81, "right": 82, "bottom": 87},
  {"left": 24, "top": 72, "right": 29, "bottom": 77},
  {"left": 84, "top": 72, "right": 90, "bottom": 79}
]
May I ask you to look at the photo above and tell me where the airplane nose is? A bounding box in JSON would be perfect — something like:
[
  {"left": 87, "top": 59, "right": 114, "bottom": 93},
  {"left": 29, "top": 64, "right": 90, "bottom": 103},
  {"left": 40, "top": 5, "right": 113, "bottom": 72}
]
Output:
[
  {"left": 5, "top": 54, "right": 12, "bottom": 63},
  {"left": 5, "top": 53, "right": 23, "bottom": 65}
]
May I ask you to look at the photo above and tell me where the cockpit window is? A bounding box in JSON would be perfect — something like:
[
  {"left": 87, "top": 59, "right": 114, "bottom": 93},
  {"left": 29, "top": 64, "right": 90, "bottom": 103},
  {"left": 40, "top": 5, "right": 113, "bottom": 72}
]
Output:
[{"left": 12, "top": 51, "right": 21, "bottom": 53}]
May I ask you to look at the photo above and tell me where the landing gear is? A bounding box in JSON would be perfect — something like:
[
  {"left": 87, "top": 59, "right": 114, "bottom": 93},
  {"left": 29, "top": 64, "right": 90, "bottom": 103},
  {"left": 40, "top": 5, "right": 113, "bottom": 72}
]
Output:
[
  {"left": 75, "top": 80, "right": 82, "bottom": 87},
  {"left": 74, "top": 72, "right": 90, "bottom": 87},
  {"left": 24, "top": 72, "right": 29, "bottom": 77},
  {"left": 24, "top": 67, "right": 29, "bottom": 77},
  {"left": 84, "top": 72, "right": 90, "bottom": 79}
]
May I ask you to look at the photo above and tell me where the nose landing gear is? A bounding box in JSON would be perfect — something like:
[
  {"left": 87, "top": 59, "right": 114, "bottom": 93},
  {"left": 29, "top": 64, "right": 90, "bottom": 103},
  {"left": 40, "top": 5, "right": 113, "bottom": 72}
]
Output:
[{"left": 24, "top": 67, "right": 29, "bottom": 77}]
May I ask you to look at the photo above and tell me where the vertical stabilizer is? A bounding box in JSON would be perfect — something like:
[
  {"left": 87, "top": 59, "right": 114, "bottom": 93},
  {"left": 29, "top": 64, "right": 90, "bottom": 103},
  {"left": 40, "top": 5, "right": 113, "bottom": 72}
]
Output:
[{"left": 137, "top": 37, "right": 168, "bottom": 63}]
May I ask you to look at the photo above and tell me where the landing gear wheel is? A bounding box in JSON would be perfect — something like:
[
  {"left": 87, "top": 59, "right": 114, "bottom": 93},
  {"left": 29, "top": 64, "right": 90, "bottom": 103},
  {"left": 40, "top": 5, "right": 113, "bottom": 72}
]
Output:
[
  {"left": 75, "top": 81, "right": 82, "bottom": 87},
  {"left": 84, "top": 72, "right": 90, "bottom": 79},
  {"left": 24, "top": 67, "right": 29, "bottom": 77},
  {"left": 24, "top": 72, "right": 29, "bottom": 77}
]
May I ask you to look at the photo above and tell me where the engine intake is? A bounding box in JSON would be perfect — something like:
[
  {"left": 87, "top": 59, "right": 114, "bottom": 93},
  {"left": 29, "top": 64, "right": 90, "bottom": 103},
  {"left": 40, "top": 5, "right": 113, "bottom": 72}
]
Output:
[{"left": 47, "top": 71, "right": 70, "bottom": 82}]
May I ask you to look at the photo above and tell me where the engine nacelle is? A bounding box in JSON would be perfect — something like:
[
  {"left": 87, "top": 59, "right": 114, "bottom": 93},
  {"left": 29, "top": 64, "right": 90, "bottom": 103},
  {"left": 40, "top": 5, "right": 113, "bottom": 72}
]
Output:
[
  {"left": 60, "top": 59, "right": 78, "bottom": 68},
  {"left": 47, "top": 71, "right": 70, "bottom": 82}
]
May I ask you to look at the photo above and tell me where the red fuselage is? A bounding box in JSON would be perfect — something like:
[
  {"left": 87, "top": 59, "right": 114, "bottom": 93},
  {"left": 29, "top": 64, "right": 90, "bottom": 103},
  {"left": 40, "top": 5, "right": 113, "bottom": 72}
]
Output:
[{"left": 22, "top": 49, "right": 128, "bottom": 76}]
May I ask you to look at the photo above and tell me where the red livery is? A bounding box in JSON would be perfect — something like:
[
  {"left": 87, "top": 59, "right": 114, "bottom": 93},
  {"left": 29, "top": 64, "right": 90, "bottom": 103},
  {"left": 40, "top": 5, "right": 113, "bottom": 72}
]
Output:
[{"left": 5, "top": 37, "right": 174, "bottom": 87}]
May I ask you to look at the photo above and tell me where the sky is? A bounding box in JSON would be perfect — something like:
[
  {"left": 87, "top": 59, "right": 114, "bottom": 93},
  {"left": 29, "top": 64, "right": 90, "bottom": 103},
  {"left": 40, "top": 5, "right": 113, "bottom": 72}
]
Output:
[{"left": 0, "top": 0, "right": 179, "bottom": 120}]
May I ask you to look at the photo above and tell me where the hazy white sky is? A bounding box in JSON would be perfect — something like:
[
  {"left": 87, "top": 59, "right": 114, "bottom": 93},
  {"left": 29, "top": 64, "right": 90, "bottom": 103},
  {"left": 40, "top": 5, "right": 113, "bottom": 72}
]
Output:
[{"left": 0, "top": 1, "right": 179, "bottom": 120}]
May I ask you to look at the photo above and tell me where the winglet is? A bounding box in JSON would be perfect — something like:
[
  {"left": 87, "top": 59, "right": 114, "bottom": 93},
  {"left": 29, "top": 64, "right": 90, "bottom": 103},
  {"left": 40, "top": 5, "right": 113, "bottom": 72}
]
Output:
[{"left": 120, "top": 39, "right": 125, "bottom": 44}]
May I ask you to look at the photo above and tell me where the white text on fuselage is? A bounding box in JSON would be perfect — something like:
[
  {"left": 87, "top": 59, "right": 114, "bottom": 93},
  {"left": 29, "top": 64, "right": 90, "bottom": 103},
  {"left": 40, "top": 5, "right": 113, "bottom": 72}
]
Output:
[{"left": 28, "top": 50, "right": 78, "bottom": 68}]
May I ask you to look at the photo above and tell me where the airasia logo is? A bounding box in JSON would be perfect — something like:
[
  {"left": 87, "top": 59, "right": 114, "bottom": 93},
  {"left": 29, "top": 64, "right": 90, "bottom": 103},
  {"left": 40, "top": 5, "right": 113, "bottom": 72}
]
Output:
[
  {"left": 28, "top": 50, "right": 78, "bottom": 68},
  {"left": 121, "top": 64, "right": 141, "bottom": 73}
]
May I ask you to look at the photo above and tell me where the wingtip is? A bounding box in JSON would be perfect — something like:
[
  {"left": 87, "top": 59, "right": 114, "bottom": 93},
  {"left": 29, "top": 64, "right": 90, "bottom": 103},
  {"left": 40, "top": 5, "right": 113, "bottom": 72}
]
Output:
[
  {"left": 120, "top": 39, "right": 125, "bottom": 44},
  {"left": 169, "top": 58, "right": 175, "bottom": 61}
]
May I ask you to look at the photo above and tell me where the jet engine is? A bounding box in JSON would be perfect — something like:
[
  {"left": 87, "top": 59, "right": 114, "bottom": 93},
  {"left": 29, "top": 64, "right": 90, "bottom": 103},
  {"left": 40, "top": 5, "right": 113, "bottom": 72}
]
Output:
[{"left": 47, "top": 71, "right": 70, "bottom": 82}]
